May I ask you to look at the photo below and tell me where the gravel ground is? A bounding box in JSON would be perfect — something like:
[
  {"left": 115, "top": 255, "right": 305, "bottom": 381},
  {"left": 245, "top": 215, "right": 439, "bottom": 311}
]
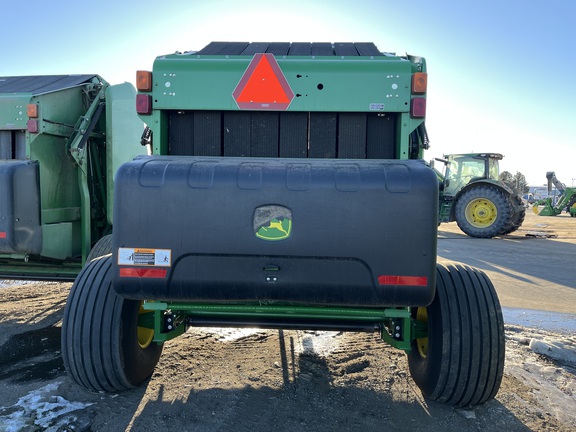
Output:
[{"left": 0, "top": 281, "right": 575, "bottom": 432}]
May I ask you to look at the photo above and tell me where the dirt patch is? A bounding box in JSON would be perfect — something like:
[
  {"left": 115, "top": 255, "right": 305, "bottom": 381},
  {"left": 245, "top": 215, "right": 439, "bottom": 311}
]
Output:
[{"left": 0, "top": 282, "right": 575, "bottom": 431}]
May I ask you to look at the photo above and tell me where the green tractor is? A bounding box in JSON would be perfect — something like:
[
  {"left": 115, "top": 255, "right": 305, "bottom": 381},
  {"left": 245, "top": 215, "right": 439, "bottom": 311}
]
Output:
[
  {"left": 436, "top": 153, "right": 526, "bottom": 238},
  {"left": 532, "top": 172, "right": 576, "bottom": 217}
]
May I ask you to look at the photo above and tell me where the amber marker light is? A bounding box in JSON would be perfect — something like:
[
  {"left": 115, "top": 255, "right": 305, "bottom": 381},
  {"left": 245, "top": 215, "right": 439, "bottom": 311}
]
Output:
[
  {"left": 136, "top": 70, "right": 153, "bottom": 92},
  {"left": 27, "top": 103, "right": 38, "bottom": 118},
  {"left": 411, "top": 72, "right": 428, "bottom": 94}
]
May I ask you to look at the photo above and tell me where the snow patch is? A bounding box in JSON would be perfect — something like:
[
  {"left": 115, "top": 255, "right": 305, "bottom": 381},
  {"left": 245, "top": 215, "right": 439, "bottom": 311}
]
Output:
[
  {"left": 196, "top": 327, "right": 265, "bottom": 342},
  {"left": 529, "top": 338, "right": 576, "bottom": 367},
  {"left": 0, "top": 382, "right": 93, "bottom": 432}
]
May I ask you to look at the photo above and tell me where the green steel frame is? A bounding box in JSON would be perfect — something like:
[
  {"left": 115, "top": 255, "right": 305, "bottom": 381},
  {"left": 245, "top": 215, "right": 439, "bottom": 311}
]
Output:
[{"left": 140, "top": 301, "right": 428, "bottom": 353}]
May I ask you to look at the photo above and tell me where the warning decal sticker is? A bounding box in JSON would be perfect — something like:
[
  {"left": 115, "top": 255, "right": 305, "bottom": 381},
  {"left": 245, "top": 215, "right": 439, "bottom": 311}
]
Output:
[{"left": 117, "top": 248, "right": 171, "bottom": 267}]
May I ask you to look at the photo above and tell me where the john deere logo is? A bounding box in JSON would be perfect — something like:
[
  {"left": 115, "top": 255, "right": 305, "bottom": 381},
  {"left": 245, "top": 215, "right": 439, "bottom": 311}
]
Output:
[{"left": 254, "top": 205, "right": 292, "bottom": 241}]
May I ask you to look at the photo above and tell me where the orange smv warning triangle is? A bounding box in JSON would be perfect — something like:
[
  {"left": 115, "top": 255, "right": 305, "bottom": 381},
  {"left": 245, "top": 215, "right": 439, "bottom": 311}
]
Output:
[{"left": 233, "top": 53, "right": 294, "bottom": 110}]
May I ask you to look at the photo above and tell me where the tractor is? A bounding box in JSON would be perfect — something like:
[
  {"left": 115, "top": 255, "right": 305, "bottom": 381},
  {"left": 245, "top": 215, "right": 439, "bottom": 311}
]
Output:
[
  {"left": 436, "top": 153, "right": 526, "bottom": 237},
  {"left": 532, "top": 172, "right": 576, "bottom": 217}
]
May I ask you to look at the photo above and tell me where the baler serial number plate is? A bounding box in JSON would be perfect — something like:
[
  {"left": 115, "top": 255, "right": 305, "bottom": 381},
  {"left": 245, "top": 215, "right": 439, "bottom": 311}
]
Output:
[{"left": 117, "top": 248, "right": 171, "bottom": 267}]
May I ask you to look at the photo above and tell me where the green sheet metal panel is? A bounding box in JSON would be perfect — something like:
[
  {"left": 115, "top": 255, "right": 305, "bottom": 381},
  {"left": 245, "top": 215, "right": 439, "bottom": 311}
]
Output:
[
  {"left": 151, "top": 54, "right": 412, "bottom": 113},
  {"left": 105, "top": 82, "right": 146, "bottom": 225}
]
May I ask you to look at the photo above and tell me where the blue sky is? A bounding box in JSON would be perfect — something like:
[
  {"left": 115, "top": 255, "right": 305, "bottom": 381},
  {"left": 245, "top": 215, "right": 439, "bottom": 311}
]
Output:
[{"left": 2, "top": 0, "right": 574, "bottom": 186}]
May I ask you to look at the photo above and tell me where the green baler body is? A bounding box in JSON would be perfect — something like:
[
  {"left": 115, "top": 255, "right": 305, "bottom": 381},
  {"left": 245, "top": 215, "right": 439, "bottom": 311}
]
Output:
[
  {"left": 114, "top": 41, "right": 434, "bottom": 343},
  {"left": 142, "top": 42, "right": 427, "bottom": 160},
  {"left": 0, "top": 76, "right": 143, "bottom": 279}
]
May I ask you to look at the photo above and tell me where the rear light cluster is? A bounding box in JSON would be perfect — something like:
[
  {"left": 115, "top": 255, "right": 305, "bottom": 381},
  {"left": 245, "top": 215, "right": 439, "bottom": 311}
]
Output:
[
  {"left": 410, "top": 71, "right": 427, "bottom": 118},
  {"left": 136, "top": 70, "right": 153, "bottom": 115},
  {"left": 26, "top": 103, "right": 39, "bottom": 133}
]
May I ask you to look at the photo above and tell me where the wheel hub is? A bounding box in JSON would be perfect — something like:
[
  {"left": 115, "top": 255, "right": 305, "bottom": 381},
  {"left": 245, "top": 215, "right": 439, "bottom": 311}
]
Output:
[
  {"left": 138, "top": 303, "right": 155, "bottom": 349},
  {"left": 465, "top": 198, "right": 497, "bottom": 228}
]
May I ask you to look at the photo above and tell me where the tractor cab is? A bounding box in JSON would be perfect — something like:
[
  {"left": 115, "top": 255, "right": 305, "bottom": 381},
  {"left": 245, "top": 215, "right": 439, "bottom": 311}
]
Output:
[{"left": 442, "top": 153, "right": 502, "bottom": 197}]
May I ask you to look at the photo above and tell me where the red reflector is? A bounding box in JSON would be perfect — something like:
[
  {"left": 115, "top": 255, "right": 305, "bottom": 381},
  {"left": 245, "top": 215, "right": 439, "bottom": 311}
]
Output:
[
  {"left": 136, "top": 94, "right": 152, "bottom": 115},
  {"left": 410, "top": 97, "right": 426, "bottom": 118},
  {"left": 119, "top": 267, "right": 167, "bottom": 278},
  {"left": 0, "top": 232, "right": 6, "bottom": 239},
  {"left": 378, "top": 275, "right": 428, "bottom": 286},
  {"left": 27, "top": 119, "right": 39, "bottom": 133}
]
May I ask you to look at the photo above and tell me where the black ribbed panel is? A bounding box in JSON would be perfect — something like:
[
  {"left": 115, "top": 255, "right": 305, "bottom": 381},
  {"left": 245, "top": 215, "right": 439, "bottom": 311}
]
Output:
[
  {"left": 266, "top": 42, "right": 291, "bottom": 56},
  {"left": 0, "top": 131, "right": 12, "bottom": 159},
  {"left": 279, "top": 112, "right": 308, "bottom": 158},
  {"left": 168, "top": 112, "right": 194, "bottom": 156},
  {"left": 194, "top": 42, "right": 383, "bottom": 57},
  {"left": 288, "top": 43, "right": 311, "bottom": 56},
  {"left": 223, "top": 112, "right": 251, "bottom": 156},
  {"left": 194, "top": 111, "right": 221, "bottom": 156},
  {"left": 311, "top": 43, "right": 334, "bottom": 56},
  {"left": 367, "top": 113, "right": 396, "bottom": 159},
  {"left": 309, "top": 113, "right": 337, "bottom": 158},
  {"left": 334, "top": 43, "right": 360, "bottom": 56},
  {"left": 168, "top": 111, "right": 396, "bottom": 159},
  {"left": 251, "top": 112, "right": 279, "bottom": 157},
  {"left": 338, "top": 113, "right": 367, "bottom": 158}
]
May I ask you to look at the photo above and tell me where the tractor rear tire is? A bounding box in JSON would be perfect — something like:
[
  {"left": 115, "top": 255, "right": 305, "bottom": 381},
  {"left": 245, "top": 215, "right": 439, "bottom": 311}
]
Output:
[
  {"left": 408, "top": 262, "right": 505, "bottom": 407},
  {"left": 62, "top": 255, "right": 162, "bottom": 392},
  {"left": 499, "top": 194, "right": 526, "bottom": 235},
  {"left": 455, "top": 186, "right": 511, "bottom": 238}
]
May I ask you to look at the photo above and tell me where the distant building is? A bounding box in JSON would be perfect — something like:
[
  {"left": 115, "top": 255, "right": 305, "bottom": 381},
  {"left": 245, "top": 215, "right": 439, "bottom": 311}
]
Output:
[{"left": 526, "top": 185, "right": 560, "bottom": 204}]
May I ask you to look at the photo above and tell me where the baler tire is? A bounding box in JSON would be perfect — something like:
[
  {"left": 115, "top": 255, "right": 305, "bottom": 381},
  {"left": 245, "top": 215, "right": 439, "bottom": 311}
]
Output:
[
  {"left": 86, "top": 234, "right": 113, "bottom": 263},
  {"left": 61, "top": 255, "right": 162, "bottom": 392},
  {"left": 454, "top": 186, "right": 511, "bottom": 238},
  {"left": 408, "top": 262, "right": 505, "bottom": 407}
]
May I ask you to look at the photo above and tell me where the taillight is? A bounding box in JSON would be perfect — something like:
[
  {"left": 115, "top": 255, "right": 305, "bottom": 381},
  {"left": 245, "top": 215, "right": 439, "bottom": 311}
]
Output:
[
  {"left": 136, "top": 94, "right": 152, "bottom": 115},
  {"left": 27, "top": 119, "right": 39, "bottom": 133},
  {"left": 411, "top": 72, "right": 427, "bottom": 94},
  {"left": 411, "top": 97, "right": 426, "bottom": 118},
  {"left": 136, "top": 70, "right": 152, "bottom": 92},
  {"left": 378, "top": 275, "right": 428, "bottom": 286}
]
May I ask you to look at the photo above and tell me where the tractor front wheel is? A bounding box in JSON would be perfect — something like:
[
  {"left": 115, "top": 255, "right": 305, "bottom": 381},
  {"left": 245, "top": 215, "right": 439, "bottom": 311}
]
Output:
[
  {"left": 454, "top": 186, "right": 511, "bottom": 238},
  {"left": 567, "top": 196, "right": 576, "bottom": 217},
  {"left": 61, "top": 255, "right": 163, "bottom": 392},
  {"left": 408, "top": 262, "right": 505, "bottom": 407}
]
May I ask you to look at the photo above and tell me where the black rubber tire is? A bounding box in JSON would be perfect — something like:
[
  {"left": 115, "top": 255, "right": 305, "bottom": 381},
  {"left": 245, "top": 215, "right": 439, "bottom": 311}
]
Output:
[
  {"left": 455, "top": 186, "right": 511, "bottom": 238},
  {"left": 408, "top": 262, "right": 505, "bottom": 407},
  {"left": 86, "top": 234, "right": 113, "bottom": 263},
  {"left": 62, "top": 255, "right": 163, "bottom": 392},
  {"left": 499, "top": 194, "right": 526, "bottom": 235}
]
